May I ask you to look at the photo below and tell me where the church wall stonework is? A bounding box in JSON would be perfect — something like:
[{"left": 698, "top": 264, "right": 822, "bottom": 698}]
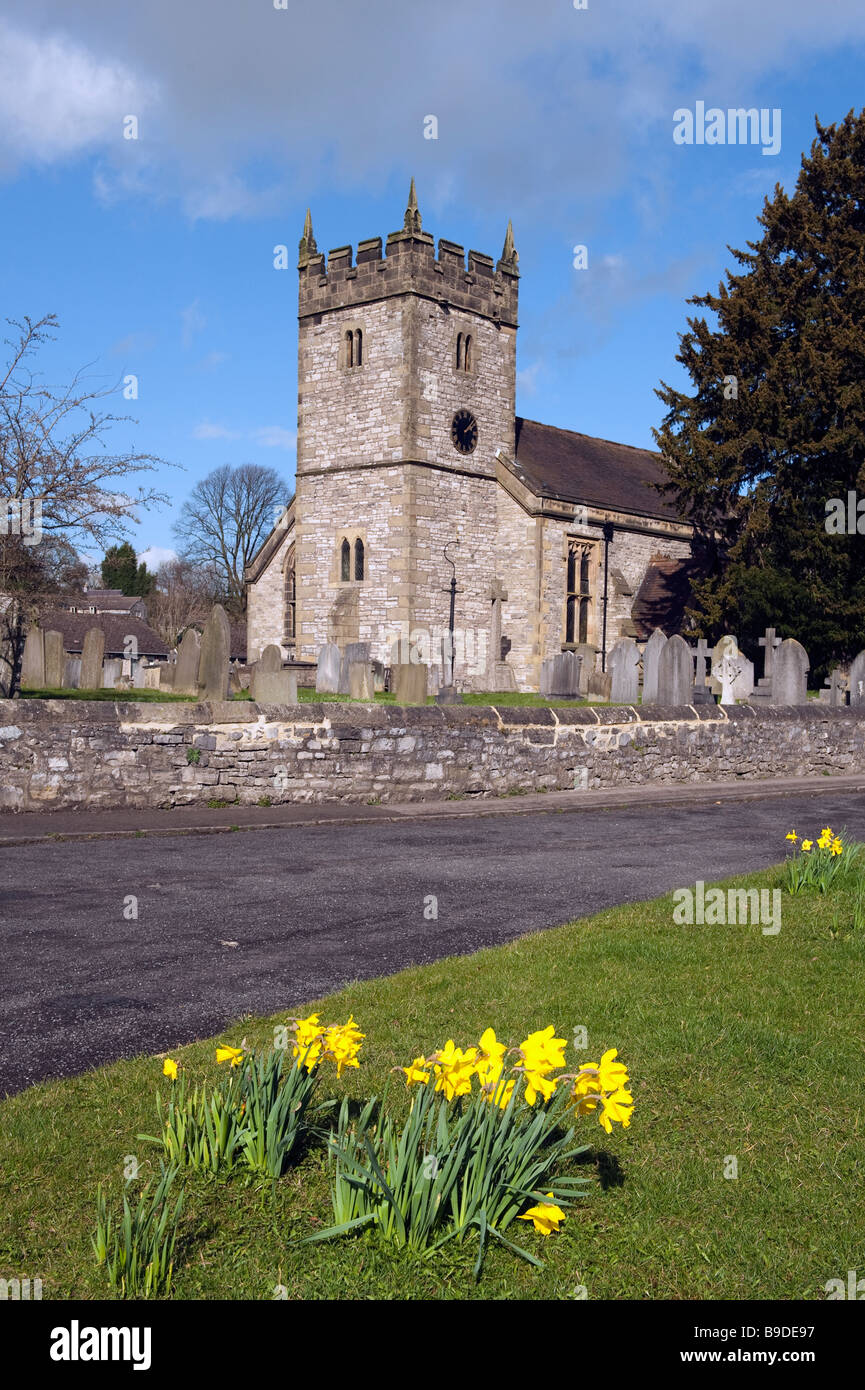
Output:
[
  {"left": 3, "top": 700, "right": 864, "bottom": 812},
  {"left": 246, "top": 526, "right": 293, "bottom": 664}
]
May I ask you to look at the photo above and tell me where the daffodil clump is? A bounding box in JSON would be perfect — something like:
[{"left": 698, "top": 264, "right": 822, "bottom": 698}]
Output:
[
  {"left": 141, "top": 1015, "right": 364, "bottom": 1180},
  {"left": 308, "top": 1024, "right": 633, "bottom": 1278},
  {"left": 784, "top": 825, "right": 861, "bottom": 894}
]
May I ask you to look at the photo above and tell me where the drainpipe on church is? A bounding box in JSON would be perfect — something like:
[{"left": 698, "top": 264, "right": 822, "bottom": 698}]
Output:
[{"left": 600, "top": 520, "right": 614, "bottom": 672}]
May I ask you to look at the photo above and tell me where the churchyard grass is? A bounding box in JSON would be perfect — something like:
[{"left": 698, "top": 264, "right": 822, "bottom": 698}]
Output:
[{"left": 1, "top": 864, "right": 862, "bottom": 1300}]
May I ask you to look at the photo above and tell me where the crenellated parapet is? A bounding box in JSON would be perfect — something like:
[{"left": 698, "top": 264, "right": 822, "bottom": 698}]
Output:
[{"left": 297, "top": 182, "right": 519, "bottom": 327}]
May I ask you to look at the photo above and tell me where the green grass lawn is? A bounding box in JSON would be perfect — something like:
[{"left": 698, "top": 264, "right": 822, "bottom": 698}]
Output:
[
  {"left": 2, "top": 864, "right": 862, "bottom": 1301},
  {"left": 19, "top": 685, "right": 612, "bottom": 708}
]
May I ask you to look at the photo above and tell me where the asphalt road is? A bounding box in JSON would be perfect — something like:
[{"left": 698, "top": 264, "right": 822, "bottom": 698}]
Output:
[{"left": 2, "top": 788, "right": 864, "bottom": 1096}]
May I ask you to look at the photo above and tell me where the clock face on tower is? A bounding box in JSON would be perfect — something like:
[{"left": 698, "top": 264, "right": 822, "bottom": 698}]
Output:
[{"left": 450, "top": 409, "right": 478, "bottom": 455}]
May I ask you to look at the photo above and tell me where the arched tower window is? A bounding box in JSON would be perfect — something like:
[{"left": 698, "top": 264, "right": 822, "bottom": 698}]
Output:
[
  {"left": 354, "top": 329, "right": 363, "bottom": 367},
  {"left": 354, "top": 537, "right": 365, "bottom": 581},
  {"left": 456, "top": 333, "right": 463, "bottom": 370},
  {"left": 340, "top": 538, "right": 351, "bottom": 581},
  {"left": 464, "top": 334, "right": 472, "bottom": 372}
]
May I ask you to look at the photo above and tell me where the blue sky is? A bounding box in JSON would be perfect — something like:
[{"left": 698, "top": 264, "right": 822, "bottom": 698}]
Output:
[{"left": 1, "top": 0, "right": 864, "bottom": 566}]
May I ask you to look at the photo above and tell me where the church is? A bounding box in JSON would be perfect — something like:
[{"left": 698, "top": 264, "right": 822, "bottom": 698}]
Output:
[{"left": 245, "top": 183, "right": 696, "bottom": 691}]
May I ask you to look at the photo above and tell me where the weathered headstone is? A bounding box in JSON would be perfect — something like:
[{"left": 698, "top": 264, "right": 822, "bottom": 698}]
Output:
[
  {"left": 715, "top": 654, "right": 741, "bottom": 705},
  {"left": 849, "top": 650, "right": 865, "bottom": 706},
  {"left": 316, "top": 642, "right": 341, "bottom": 694},
  {"left": 339, "top": 641, "right": 370, "bottom": 694},
  {"left": 608, "top": 637, "right": 640, "bottom": 704},
  {"left": 20, "top": 627, "right": 45, "bottom": 688},
  {"left": 174, "top": 628, "right": 202, "bottom": 695},
  {"left": 543, "top": 651, "right": 582, "bottom": 698},
  {"left": 43, "top": 630, "right": 65, "bottom": 689},
  {"left": 751, "top": 626, "right": 782, "bottom": 703},
  {"left": 251, "top": 644, "right": 282, "bottom": 701},
  {"left": 64, "top": 656, "right": 80, "bottom": 689},
  {"left": 641, "top": 628, "right": 667, "bottom": 704},
  {"left": 818, "top": 668, "right": 847, "bottom": 706},
  {"left": 372, "top": 660, "right": 386, "bottom": 693},
  {"left": 730, "top": 655, "right": 755, "bottom": 701},
  {"left": 657, "top": 634, "right": 692, "bottom": 705},
  {"left": 574, "top": 643, "right": 596, "bottom": 696},
  {"left": 771, "top": 638, "right": 809, "bottom": 706},
  {"left": 586, "top": 671, "right": 612, "bottom": 702},
  {"left": 485, "top": 580, "right": 517, "bottom": 691},
  {"left": 80, "top": 627, "right": 105, "bottom": 690},
  {"left": 691, "top": 637, "right": 715, "bottom": 704},
  {"left": 254, "top": 668, "right": 298, "bottom": 704},
  {"left": 198, "top": 605, "right": 231, "bottom": 701},
  {"left": 158, "top": 663, "right": 175, "bottom": 689},
  {"left": 709, "top": 634, "right": 739, "bottom": 695},
  {"left": 348, "top": 661, "right": 374, "bottom": 701},
  {"left": 103, "top": 658, "right": 122, "bottom": 688},
  {"left": 392, "top": 661, "right": 428, "bottom": 705}
]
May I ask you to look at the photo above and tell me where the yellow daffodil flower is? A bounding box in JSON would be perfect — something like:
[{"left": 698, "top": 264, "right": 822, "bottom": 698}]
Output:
[
  {"left": 821, "top": 827, "right": 834, "bottom": 840},
  {"left": 519, "top": 1025, "right": 568, "bottom": 1075},
  {"left": 830, "top": 839, "right": 843, "bottom": 857},
  {"left": 785, "top": 830, "right": 797, "bottom": 842},
  {"left": 517, "top": 1194, "right": 566, "bottom": 1235},
  {"left": 162, "top": 1058, "right": 178, "bottom": 1080},
  {"left": 216, "top": 1045, "right": 243, "bottom": 1067},
  {"left": 430, "top": 1040, "right": 479, "bottom": 1101},
  {"left": 523, "top": 1070, "right": 558, "bottom": 1106},
  {"left": 599, "top": 1086, "right": 634, "bottom": 1133},
  {"left": 801, "top": 840, "right": 813, "bottom": 852},
  {"left": 402, "top": 1056, "right": 431, "bottom": 1087},
  {"left": 597, "top": 1048, "right": 629, "bottom": 1092},
  {"left": 569, "top": 1070, "right": 602, "bottom": 1115}
]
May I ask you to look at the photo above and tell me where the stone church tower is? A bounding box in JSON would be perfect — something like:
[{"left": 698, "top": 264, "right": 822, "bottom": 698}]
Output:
[
  {"left": 290, "top": 181, "right": 519, "bottom": 672},
  {"left": 246, "top": 184, "right": 695, "bottom": 690}
]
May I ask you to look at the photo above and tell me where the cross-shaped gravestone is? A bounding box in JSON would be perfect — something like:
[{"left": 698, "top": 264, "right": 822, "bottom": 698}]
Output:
[
  {"left": 758, "top": 627, "right": 781, "bottom": 680},
  {"left": 488, "top": 580, "right": 508, "bottom": 665}
]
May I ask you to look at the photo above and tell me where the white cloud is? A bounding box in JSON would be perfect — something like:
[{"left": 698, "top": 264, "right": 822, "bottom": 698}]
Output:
[
  {"left": 0, "top": 20, "right": 157, "bottom": 167},
  {"left": 192, "top": 420, "right": 240, "bottom": 440},
  {"left": 138, "top": 545, "right": 177, "bottom": 568},
  {"left": 180, "top": 299, "right": 206, "bottom": 348},
  {"left": 252, "top": 425, "right": 296, "bottom": 451}
]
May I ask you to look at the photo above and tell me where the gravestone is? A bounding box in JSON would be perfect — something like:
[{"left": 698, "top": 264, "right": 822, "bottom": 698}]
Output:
[
  {"left": 691, "top": 638, "right": 715, "bottom": 705},
  {"left": 316, "top": 642, "right": 341, "bottom": 694},
  {"left": 818, "top": 668, "right": 847, "bottom": 706},
  {"left": 771, "top": 638, "right": 809, "bottom": 706},
  {"left": 251, "top": 644, "right": 282, "bottom": 700},
  {"left": 348, "top": 661, "right": 374, "bottom": 701},
  {"left": 198, "top": 605, "right": 231, "bottom": 701},
  {"left": 641, "top": 628, "right": 667, "bottom": 704},
  {"left": 392, "top": 661, "right": 428, "bottom": 705},
  {"left": 751, "top": 626, "right": 782, "bottom": 703},
  {"left": 574, "top": 643, "right": 596, "bottom": 696},
  {"left": 20, "top": 628, "right": 45, "bottom": 688},
  {"left": 715, "top": 654, "right": 741, "bottom": 705},
  {"left": 849, "top": 650, "right": 865, "bottom": 706},
  {"left": 64, "top": 656, "right": 81, "bottom": 689},
  {"left": 657, "top": 634, "right": 692, "bottom": 705},
  {"left": 339, "top": 641, "right": 370, "bottom": 694},
  {"left": 159, "top": 663, "right": 176, "bottom": 689},
  {"left": 586, "top": 671, "right": 612, "bottom": 702},
  {"left": 80, "top": 627, "right": 105, "bottom": 690},
  {"left": 608, "top": 638, "right": 640, "bottom": 704},
  {"left": 372, "top": 660, "right": 386, "bottom": 693},
  {"left": 254, "top": 668, "right": 298, "bottom": 704},
  {"left": 729, "top": 654, "right": 755, "bottom": 701},
  {"left": 102, "top": 658, "right": 122, "bottom": 688},
  {"left": 543, "top": 651, "right": 582, "bottom": 699},
  {"left": 174, "top": 628, "right": 202, "bottom": 695},
  {"left": 709, "top": 634, "right": 739, "bottom": 695},
  {"left": 485, "top": 580, "right": 517, "bottom": 691},
  {"left": 44, "top": 630, "right": 65, "bottom": 689}
]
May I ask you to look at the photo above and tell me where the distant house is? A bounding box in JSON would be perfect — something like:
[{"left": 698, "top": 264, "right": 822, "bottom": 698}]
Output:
[
  {"left": 38, "top": 611, "right": 170, "bottom": 664},
  {"left": 61, "top": 588, "right": 149, "bottom": 620}
]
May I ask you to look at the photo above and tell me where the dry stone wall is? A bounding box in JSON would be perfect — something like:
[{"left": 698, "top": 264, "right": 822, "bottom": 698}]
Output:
[{"left": 1, "top": 700, "right": 864, "bottom": 813}]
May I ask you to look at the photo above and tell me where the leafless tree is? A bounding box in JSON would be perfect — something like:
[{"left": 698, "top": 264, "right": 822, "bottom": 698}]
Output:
[
  {"left": 0, "top": 314, "right": 170, "bottom": 695},
  {"left": 149, "top": 557, "right": 224, "bottom": 647},
  {"left": 172, "top": 463, "right": 290, "bottom": 614}
]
